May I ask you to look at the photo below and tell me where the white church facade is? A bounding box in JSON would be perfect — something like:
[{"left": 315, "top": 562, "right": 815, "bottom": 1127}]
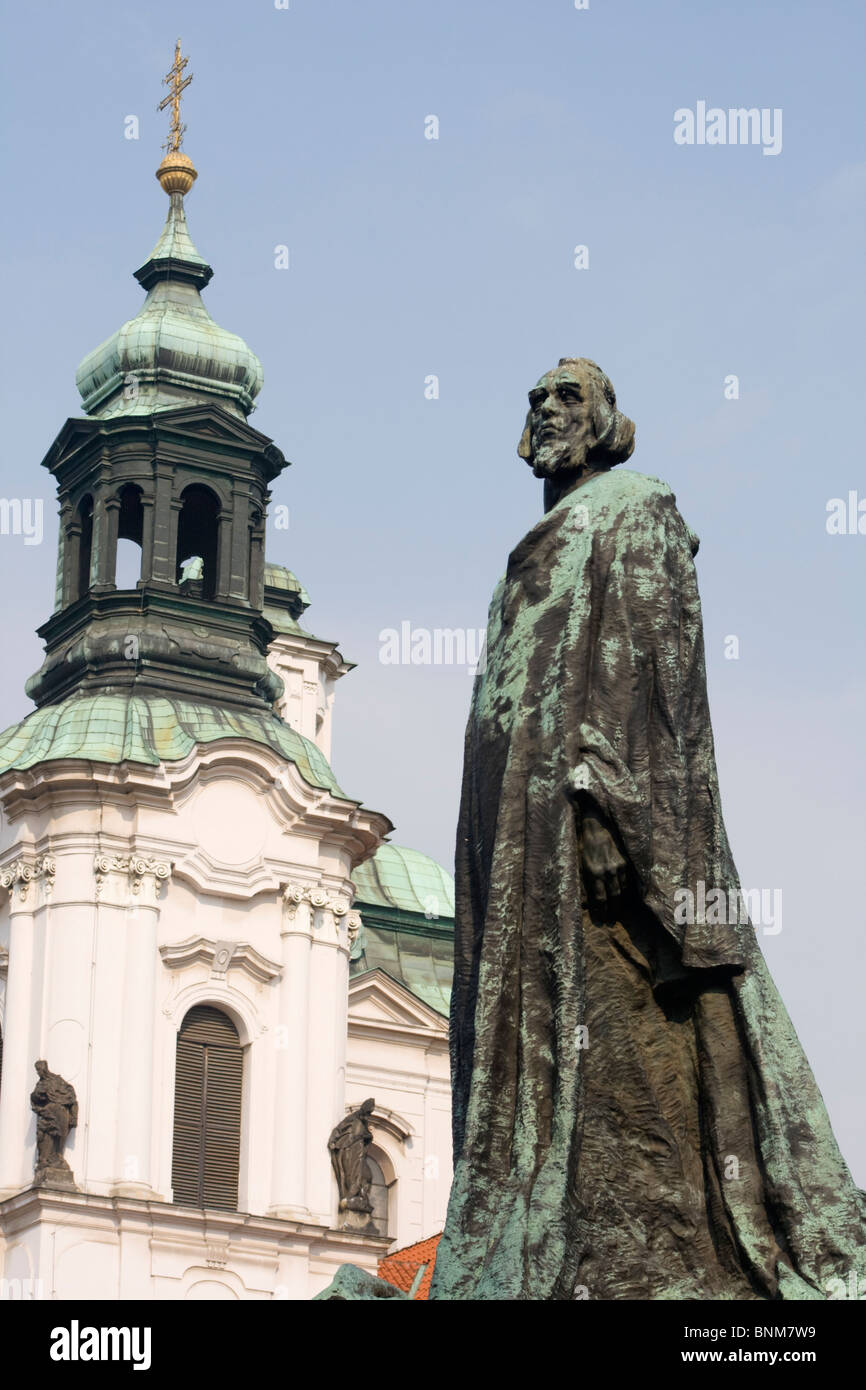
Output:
[{"left": 0, "top": 89, "right": 454, "bottom": 1301}]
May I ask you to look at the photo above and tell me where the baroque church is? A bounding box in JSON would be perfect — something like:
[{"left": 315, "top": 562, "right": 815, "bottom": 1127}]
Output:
[{"left": 0, "top": 53, "right": 454, "bottom": 1301}]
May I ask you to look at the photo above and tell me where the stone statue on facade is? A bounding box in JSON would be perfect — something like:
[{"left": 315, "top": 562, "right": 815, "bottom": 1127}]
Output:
[
  {"left": 328, "top": 1098, "right": 376, "bottom": 1231},
  {"left": 30, "top": 1059, "right": 78, "bottom": 1188}
]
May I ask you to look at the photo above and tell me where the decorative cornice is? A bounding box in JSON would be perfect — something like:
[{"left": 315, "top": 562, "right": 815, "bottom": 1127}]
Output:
[
  {"left": 354, "top": 901, "right": 454, "bottom": 939},
  {"left": 159, "top": 936, "right": 282, "bottom": 985},
  {"left": 0, "top": 1186, "right": 393, "bottom": 1252},
  {"left": 0, "top": 856, "right": 56, "bottom": 903},
  {"left": 0, "top": 744, "right": 392, "bottom": 882}
]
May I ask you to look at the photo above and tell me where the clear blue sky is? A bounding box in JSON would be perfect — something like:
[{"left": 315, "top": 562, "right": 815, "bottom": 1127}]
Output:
[{"left": 1, "top": 0, "right": 864, "bottom": 1179}]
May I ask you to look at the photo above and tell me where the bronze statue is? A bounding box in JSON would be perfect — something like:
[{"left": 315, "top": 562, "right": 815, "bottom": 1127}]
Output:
[
  {"left": 30, "top": 1059, "right": 78, "bottom": 1187},
  {"left": 427, "top": 358, "right": 866, "bottom": 1300},
  {"left": 328, "top": 1098, "right": 376, "bottom": 1230},
  {"left": 316, "top": 357, "right": 866, "bottom": 1303}
]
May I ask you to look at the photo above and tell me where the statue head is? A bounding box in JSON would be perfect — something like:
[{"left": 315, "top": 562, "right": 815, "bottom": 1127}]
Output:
[
  {"left": 360, "top": 1097, "right": 375, "bottom": 1117},
  {"left": 35, "top": 1059, "right": 49, "bottom": 1079},
  {"left": 518, "top": 358, "right": 635, "bottom": 481}
]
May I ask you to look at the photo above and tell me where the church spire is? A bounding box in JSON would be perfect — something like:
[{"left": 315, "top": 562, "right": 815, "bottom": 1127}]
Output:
[
  {"left": 75, "top": 41, "right": 262, "bottom": 421},
  {"left": 27, "top": 44, "right": 287, "bottom": 713},
  {"left": 152, "top": 38, "right": 199, "bottom": 202},
  {"left": 158, "top": 39, "right": 194, "bottom": 160}
]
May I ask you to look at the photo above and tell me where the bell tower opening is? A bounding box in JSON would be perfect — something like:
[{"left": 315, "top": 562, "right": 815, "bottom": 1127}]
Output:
[
  {"left": 116, "top": 483, "right": 144, "bottom": 590},
  {"left": 176, "top": 484, "right": 219, "bottom": 601}
]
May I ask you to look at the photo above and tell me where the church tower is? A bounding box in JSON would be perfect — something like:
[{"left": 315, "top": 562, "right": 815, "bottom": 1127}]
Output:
[{"left": 0, "top": 45, "right": 400, "bottom": 1299}]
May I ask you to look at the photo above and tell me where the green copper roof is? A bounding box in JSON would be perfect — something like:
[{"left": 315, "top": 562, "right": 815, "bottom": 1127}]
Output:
[
  {"left": 75, "top": 193, "right": 263, "bottom": 421},
  {"left": 0, "top": 691, "right": 347, "bottom": 798},
  {"left": 352, "top": 842, "right": 455, "bottom": 918},
  {"left": 143, "top": 192, "right": 211, "bottom": 272},
  {"left": 264, "top": 563, "right": 310, "bottom": 606},
  {"left": 350, "top": 844, "right": 455, "bottom": 1014},
  {"left": 263, "top": 563, "right": 311, "bottom": 634},
  {"left": 350, "top": 922, "right": 454, "bottom": 1017}
]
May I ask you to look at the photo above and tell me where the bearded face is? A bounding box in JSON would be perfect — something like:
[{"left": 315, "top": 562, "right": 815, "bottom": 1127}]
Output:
[{"left": 524, "top": 366, "right": 598, "bottom": 479}]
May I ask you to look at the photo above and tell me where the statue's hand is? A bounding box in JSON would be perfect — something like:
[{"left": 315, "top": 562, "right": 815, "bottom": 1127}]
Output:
[{"left": 580, "top": 812, "right": 628, "bottom": 913}]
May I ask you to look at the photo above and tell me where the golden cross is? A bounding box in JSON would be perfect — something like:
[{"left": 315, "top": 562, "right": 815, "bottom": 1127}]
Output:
[{"left": 158, "top": 39, "right": 193, "bottom": 154}]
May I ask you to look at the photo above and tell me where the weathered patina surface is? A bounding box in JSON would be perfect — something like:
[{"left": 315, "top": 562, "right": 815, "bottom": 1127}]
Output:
[
  {"left": 318, "top": 357, "right": 866, "bottom": 1301},
  {"left": 429, "top": 359, "right": 866, "bottom": 1300}
]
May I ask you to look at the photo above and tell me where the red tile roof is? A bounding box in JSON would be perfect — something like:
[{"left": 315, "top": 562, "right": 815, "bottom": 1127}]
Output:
[{"left": 378, "top": 1233, "right": 441, "bottom": 1300}]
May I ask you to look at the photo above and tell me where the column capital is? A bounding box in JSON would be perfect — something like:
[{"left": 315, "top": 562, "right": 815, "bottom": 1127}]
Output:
[
  {"left": 282, "top": 881, "right": 351, "bottom": 918},
  {"left": 281, "top": 881, "right": 354, "bottom": 948},
  {"left": 0, "top": 855, "right": 56, "bottom": 907},
  {"left": 94, "top": 854, "right": 173, "bottom": 907}
]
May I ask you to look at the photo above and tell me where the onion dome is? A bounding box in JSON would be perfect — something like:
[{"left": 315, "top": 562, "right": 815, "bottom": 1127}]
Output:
[{"left": 75, "top": 150, "right": 263, "bottom": 420}]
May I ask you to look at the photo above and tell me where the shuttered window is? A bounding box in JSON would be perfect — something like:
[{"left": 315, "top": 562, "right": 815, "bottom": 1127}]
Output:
[{"left": 171, "top": 1005, "right": 243, "bottom": 1211}]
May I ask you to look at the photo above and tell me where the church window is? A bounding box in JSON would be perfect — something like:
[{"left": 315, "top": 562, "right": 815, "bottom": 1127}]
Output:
[{"left": 171, "top": 1005, "right": 243, "bottom": 1211}]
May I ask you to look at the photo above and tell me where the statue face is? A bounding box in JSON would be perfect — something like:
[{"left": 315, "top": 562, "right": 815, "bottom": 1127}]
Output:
[{"left": 525, "top": 366, "right": 596, "bottom": 479}]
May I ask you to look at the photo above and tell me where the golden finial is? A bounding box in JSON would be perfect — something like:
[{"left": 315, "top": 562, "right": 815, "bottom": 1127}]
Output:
[{"left": 155, "top": 39, "right": 197, "bottom": 195}]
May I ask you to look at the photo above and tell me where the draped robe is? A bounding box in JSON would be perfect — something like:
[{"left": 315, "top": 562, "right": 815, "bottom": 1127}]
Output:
[{"left": 429, "top": 467, "right": 865, "bottom": 1301}]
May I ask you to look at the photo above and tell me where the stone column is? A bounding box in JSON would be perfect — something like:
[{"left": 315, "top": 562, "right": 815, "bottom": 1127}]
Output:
[
  {"left": 268, "top": 889, "right": 313, "bottom": 1218},
  {"left": 103, "top": 856, "right": 171, "bottom": 1197},
  {"left": 149, "top": 465, "right": 178, "bottom": 586},
  {"left": 63, "top": 515, "right": 82, "bottom": 606},
  {"left": 139, "top": 495, "right": 155, "bottom": 585},
  {"left": 229, "top": 483, "right": 250, "bottom": 600},
  {"left": 96, "top": 495, "right": 120, "bottom": 592},
  {"left": 90, "top": 488, "right": 120, "bottom": 593},
  {"left": 215, "top": 505, "right": 234, "bottom": 601},
  {"left": 54, "top": 502, "right": 70, "bottom": 612},
  {"left": 304, "top": 890, "right": 352, "bottom": 1226},
  {"left": 249, "top": 516, "right": 265, "bottom": 610}
]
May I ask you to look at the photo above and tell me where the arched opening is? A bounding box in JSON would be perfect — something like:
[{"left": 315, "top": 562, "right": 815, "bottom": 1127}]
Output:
[
  {"left": 76, "top": 494, "right": 93, "bottom": 600},
  {"left": 116, "top": 484, "right": 144, "bottom": 590},
  {"left": 367, "top": 1146, "right": 396, "bottom": 1237},
  {"left": 176, "top": 485, "right": 220, "bottom": 601},
  {"left": 171, "top": 1005, "right": 243, "bottom": 1211}
]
